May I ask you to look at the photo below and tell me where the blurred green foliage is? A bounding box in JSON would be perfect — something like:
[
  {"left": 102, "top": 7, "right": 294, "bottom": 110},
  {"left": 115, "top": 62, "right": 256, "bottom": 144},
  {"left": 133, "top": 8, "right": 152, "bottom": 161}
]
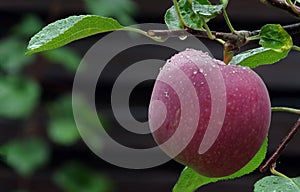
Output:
[
  {"left": 0, "top": 137, "right": 50, "bottom": 177},
  {"left": 84, "top": 0, "right": 137, "bottom": 25},
  {"left": 54, "top": 162, "right": 114, "bottom": 192},
  {"left": 0, "top": 76, "right": 40, "bottom": 119},
  {"left": 0, "top": 0, "right": 137, "bottom": 191},
  {"left": 47, "top": 94, "right": 81, "bottom": 146}
]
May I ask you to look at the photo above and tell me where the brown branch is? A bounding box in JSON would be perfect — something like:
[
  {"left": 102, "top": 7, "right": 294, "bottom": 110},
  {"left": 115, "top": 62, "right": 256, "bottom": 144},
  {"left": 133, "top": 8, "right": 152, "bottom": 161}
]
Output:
[
  {"left": 259, "top": 117, "right": 300, "bottom": 173},
  {"left": 260, "top": 0, "right": 300, "bottom": 18},
  {"left": 148, "top": 22, "right": 300, "bottom": 52},
  {"left": 147, "top": 29, "right": 251, "bottom": 50}
]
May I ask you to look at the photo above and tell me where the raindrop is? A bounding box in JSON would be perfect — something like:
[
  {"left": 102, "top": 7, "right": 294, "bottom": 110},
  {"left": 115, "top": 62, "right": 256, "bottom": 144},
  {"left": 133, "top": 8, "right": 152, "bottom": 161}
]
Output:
[
  {"left": 164, "top": 91, "right": 169, "bottom": 97},
  {"left": 200, "top": 68, "right": 204, "bottom": 73},
  {"left": 179, "top": 35, "right": 188, "bottom": 40},
  {"left": 193, "top": 70, "right": 198, "bottom": 75},
  {"left": 200, "top": 82, "right": 204, "bottom": 85},
  {"left": 159, "top": 67, "right": 163, "bottom": 71}
]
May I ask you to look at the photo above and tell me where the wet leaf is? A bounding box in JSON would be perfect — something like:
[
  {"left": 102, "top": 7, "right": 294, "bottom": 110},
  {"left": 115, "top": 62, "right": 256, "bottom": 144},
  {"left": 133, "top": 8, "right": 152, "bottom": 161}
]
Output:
[
  {"left": 173, "top": 137, "right": 268, "bottom": 192},
  {"left": 259, "top": 24, "right": 293, "bottom": 52},
  {"left": 254, "top": 175, "right": 300, "bottom": 192},
  {"left": 231, "top": 47, "right": 289, "bottom": 68}
]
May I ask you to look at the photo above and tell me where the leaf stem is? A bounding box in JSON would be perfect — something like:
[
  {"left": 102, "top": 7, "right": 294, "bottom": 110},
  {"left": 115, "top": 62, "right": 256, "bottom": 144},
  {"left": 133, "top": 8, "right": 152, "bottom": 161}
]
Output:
[
  {"left": 271, "top": 107, "right": 300, "bottom": 115},
  {"left": 201, "top": 18, "right": 215, "bottom": 40},
  {"left": 122, "top": 27, "right": 166, "bottom": 42},
  {"left": 270, "top": 164, "right": 289, "bottom": 179},
  {"left": 173, "top": 0, "right": 186, "bottom": 28},
  {"left": 246, "top": 35, "right": 260, "bottom": 41},
  {"left": 259, "top": 117, "right": 300, "bottom": 173},
  {"left": 292, "top": 45, "right": 300, "bottom": 51},
  {"left": 222, "top": 7, "right": 235, "bottom": 33},
  {"left": 216, "top": 38, "right": 225, "bottom": 44}
]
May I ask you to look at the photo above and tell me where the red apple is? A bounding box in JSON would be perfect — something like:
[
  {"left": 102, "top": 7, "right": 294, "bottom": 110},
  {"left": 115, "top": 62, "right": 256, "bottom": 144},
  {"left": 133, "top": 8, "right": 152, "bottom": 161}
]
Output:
[{"left": 148, "top": 48, "right": 271, "bottom": 177}]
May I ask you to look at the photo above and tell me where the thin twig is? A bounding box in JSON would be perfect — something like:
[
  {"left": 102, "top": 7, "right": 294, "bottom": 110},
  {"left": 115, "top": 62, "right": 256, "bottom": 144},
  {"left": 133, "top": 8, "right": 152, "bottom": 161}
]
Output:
[
  {"left": 147, "top": 22, "right": 300, "bottom": 52},
  {"left": 250, "top": 22, "right": 300, "bottom": 36},
  {"left": 259, "top": 117, "right": 300, "bottom": 173},
  {"left": 260, "top": 0, "right": 300, "bottom": 18}
]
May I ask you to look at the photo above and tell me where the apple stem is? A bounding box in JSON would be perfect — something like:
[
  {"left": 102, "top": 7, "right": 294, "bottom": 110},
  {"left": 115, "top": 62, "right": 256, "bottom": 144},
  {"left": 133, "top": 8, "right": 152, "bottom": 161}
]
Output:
[{"left": 259, "top": 117, "right": 300, "bottom": 173}]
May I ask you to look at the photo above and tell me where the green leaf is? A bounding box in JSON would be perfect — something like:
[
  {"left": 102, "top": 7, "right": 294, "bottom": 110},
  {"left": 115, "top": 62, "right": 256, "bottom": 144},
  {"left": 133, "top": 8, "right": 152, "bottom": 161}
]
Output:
[
  {"left": 26, "top": 15, "right": 124, "bottom": 55},
  {"left": 1, "top": 138, "right": 50, "bottom": 177},
  {"left": 165, "top": 0, "right": 222, "bottom": 30},
  {"left": 259, "top": 24, "right": 293, "bottom": 52},
  {"left": 165, "top": 0, "right": 205, "bottom": 30},
  {"left": 54, "top": 162, "right": 113, "bottom": 192},
  {"left": 84, "top": 0, "right": 137, "bottom": 25},
  {"left": 0, "top": 37, "right": 35, "bottom": 74},
  {"left": 0, "top": 75, "right": 40, "bottom": 119},
  {"left": 231, "top": 47, "right": 289, "bottom": 68},
  {"left": 42, "top": 47, "right": 81, "bottom": 72},
  {"left": 254, "top": 176, "right": 300, "bottom": 192},
  {"left": 192, "top": 3, "right": 223, "bottom": 18},
  {"left": 26, "top": 15, "right": 161, "bottom": 55},
  {"left": 173, "top": 137, "right": 268, "bottom": 192},
  {"left": 165, "top": 6, "right": 185, "bottom": 30},
  {"left": 47, "top": 95, "right": 80, "bottom": 146}
]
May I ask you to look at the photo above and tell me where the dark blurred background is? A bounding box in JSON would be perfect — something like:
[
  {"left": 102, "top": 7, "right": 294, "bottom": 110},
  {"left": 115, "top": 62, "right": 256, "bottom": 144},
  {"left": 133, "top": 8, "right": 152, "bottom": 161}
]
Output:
[{"left": 0, "top": 0, "right": 300, "bottom": 192}]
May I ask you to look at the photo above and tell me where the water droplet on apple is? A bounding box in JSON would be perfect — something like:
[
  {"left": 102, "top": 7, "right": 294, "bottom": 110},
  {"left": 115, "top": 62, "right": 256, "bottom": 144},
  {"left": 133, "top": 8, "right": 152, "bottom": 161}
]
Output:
[{"left": 164, "top": 91, "right": 169, "bottom": 97}]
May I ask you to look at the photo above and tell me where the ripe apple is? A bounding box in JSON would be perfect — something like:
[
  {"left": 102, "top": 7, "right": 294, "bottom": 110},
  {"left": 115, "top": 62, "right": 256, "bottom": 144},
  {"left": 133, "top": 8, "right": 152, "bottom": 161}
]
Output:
[{"left": 148, "top": 48, "right": 271, "bottom": 177}]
